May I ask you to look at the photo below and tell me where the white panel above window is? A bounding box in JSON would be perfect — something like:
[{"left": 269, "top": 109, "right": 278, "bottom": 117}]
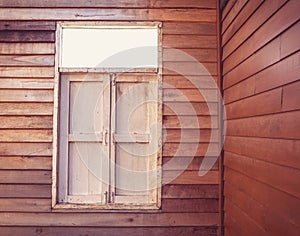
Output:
[{"left": 60, "top": 28, "right": 158, "bottom": 68}]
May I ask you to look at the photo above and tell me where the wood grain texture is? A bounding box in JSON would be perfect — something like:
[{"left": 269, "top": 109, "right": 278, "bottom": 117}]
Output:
[
  {"left": 0, "top": 0, "right": 216, "bottom": 8},
  {"left": 0, "top": 143, "right": 52, "bottom": 156},
  {"left": 225, "top": 167, "right": 300, "bottom": 228},
  {"left": 163, "top": 22, "right": 216, "bottom": 35},
  {"left": 0, "top": 199, "right": 51, "bottom": 212},
  {"left": 162, "top": 198, "right": 218, "bottom": 213},
  {"left": 163, "top": 142, "right": 220, "bottom": 157},
  {"left": 163, "top": 171, "right": 219, "bottom": 185},
  {"left": 0, "top": 0, "right": 220, "bottom": 232},
  {"left": 0, "top": 116, "right": 53, "bottom": 129},
  {"left": 0, "top": 184, "right": 51, "bottom": 198},
  {"left": 222, "top": 0, "right": 288, "bottom": 60},
  {"left": 0, "top": 227, "right": 218, "bottom": 236},
  {"left": 0, "top": 8, "right": 216, "bottom": 22},
  {"left": 0, "top": 67, "right": 54, "bottom": 77},
  {"left": 0, "top": 103, "right": 53, "bottom": 115},
  {"left": 0, "top": 130, "right": 52, "bottom": 142},
  {"left": 224, "top": 136, "right": 300, "bottom": 170},
  {"left": 0, "top": 89, "right": 53, "bottom": 102},
  {"left": 222, "top": 0, "right": 300, "bottom": 234},
  {"left": 0, "top": 170, "right": 51, "bottom": 184},
  {"left": 0, "top": 79, "right": 54, "bottom": 89},
  {"left": 0, "top": 31, "right": 54, "bottom": 42},
  {"left": 223, "top": 6, "right": 300, "bottom": 75},
  {"left": 162, "top": 184, "right": 219, "bottom": 199},
  {"left": 0, "top": 212, "right": 219, "bottom": 227},
  {"left": 225, "top": 151, "right": 300, "bottom": 198},
  {"left": 222, "top": 0, "right": 264, "bottom": 43},
  {"left": 0, "top": 55, "right": 54, "bottom": 66},
  {"left": 226, "top": 111, "right": 300, "bottom": 139},
  {"left": 0, "top": 156, "right": 51, "bottom": 170},
  {"left": 0, "top": 21, "right": 55, "bottom": 30},
  {"left": 0, "top": 43, "right": 54, "bottom": 54}
]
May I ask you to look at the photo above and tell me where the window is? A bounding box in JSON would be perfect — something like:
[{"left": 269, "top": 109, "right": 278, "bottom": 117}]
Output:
[{"left": 53, "top": 22, "right": 162, "bottom": 210}]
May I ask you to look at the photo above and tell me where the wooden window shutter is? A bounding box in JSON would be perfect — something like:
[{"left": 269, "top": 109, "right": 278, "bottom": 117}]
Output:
[
  {"left": 58, "top": 73, "right": 110, "bottom": 204},
  {"left": 110, "top": 74, "right": 160, "bottom": 205}
]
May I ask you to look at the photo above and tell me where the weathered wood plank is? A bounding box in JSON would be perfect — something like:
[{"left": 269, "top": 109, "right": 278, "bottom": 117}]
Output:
[
  {"left": 0, "top": 21, "right": 56, "bottom": 30},
  {"left": 282, "top": 80, "right": 300, "bottom": 111},
  {"left": 0, "top": 227, "right": 218, "bottom": 236},
  {"left": 223, "top": 37, "right": 281, "bottom": 89},
  {"left": 0, "top": 78, "right": 54, "bottom": 89},
  {"left": 0, "top": 170, "right": 51, "bottom": 184},
  {"left": 0, "top": 31, "right": 54, "bottom": 42},
  {"left": 163, "top": 62, "right": 217, "bottom": 76},
  {"left": 225, "top": 151, "right": 300, "bottom": 198},
  {"left": 163, "top": 143, "right": 220, "bottom": 157},
  {"left": 0, "top": 9, "right": 216, "bottom": 22},
  {"left": 0, "top": 55, "right": 54, "bottom": 66},
  {"left": 226, "top": 111, "right": 300, "bottom": 139},
  {"left": 255, "top": 51, "right": 300, "bottom": 93},
  {"left": 225, "top": 167, "right": 300, "bottom": 227},
  {"left": 163, "top": 22, "right": 216, "bottom": 35},
  {"left": 0, "top": 103, "right": 53, "bottom": 115},
  {"left": 0, "top": 0, "right": 217, "bottom": 9},
  {"left": 0, "top": 130, "right": 52, "bottom": 142},
  {"left": 225, "top": 88, "right": 282, "bottom": 119},
  {"left": 163, "top": 48, "right": 217, "bottom": 62},
  {"left": 0, "top": 67, "right": 54, "bottom": 77},
  {"left": 224, "top": 136, "right": 300, "bottom": 170},
  {"left": 163, "top": 89, "right": 218, "bottom": 102},
  {"left": 0, "top": 116, "right": 52, "bottom": 129},
  {"left": 225, "top": 182, "right": 300, "bottom": 236},
  {"left": 0, "top": 199, "right": 51, "bottom": 212},
  {"left": 164, "top": 129, "right": 219, "bottom": 143},
  {"left": 221, "top": 0, "right": 236, "bottom": 21},
  {"left": 0, "top": 212, "right": 219, "bottom": 226},
  {"left": 0, "top": 43, "right": 54, "bottom": 54},
  {"left": 0, "top": 143, "right": 52, "bottom": 156},
  {"left": 162, "top": 199, "right": 218, "bottom": 213},
  {"left": 0, "top": 89, "right": 53, "bottom": 102},
  {"left": 149, "top": 0, "right": 216, "bottom": 8},
  {"left": 163, "top": 35, "right": 217, "bottom": 48},
  {"left": 0, "top": 156, "right": 51, "bottom": 170},
  {"left": 163, "top": 157, "right": 219, "bottom": 171},
  {"left": 163, "top": 171, "right": 219, "bottom": 184},
  {"left": 224, "top": 198, "right": 269, "bottom": 236},
  {"left": 163, "top": 102, "right": 218, "bottom": 116},
  {"left": 163, "top": 75, "right": 218, "bottom": 89},
  {"left": 221, "top": 0, "right": 248, "bottom": 35},
  {"left": 0, "top": 0, "right": 149, "bottom": 8},
  {"left": 222, "top": 0, "right": 264, "bottom": 45},
  {"left": 0, "top": 184, "right": 51, "bottom": 198},
  {"left": 224, "top": 77, "right": 255, "bottom": 104},
  {"left": 162, "top": 184, "right": 219, "bottom": 199},
  {"left": 222, "top": 0, "right": 288, "bottom": 60},
  {"left": 164, "top": 115, "right": 218, "bottom": 129},
  {"left": 223, "top": 0, "right": 299, "bottom": 72}
]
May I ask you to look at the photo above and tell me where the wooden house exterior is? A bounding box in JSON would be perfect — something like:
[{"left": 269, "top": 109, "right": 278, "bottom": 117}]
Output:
[{"left": 0, "top": 0, "right": 298, "bottom": 235}]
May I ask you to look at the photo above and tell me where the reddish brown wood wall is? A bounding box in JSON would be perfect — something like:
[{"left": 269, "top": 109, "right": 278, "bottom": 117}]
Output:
[
  {"left": 221, "top": 0, "right": 300, "bottom": 235},
  {"left": 0, "top": 0, "right": 221, "bottom": 235}
]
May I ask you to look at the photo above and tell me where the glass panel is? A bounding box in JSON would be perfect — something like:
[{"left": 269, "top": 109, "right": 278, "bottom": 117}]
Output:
[{"left": 61, "top": 28, "right": 158, "bottom": 68}]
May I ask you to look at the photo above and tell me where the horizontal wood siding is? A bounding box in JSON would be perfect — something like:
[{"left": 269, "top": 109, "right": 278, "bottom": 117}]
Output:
[
  {"left": 0, "top": 0, "right": 220, "bottom": 235},
  {"left": 221, "top": 0, "right": 300, "bottom": 235}
]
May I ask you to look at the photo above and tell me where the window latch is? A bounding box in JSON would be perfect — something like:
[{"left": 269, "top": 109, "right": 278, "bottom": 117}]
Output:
[
  {"left": 104, "top": 191, "right": 108, "bottom": 204},
  {"left": 103, "top": 129, "right": 108, "bottom": 146}
]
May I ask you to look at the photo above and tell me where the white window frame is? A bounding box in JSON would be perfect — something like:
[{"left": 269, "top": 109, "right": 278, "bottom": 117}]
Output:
[{"left": 52, "top": 21, "right": 162, "bottom": 210}]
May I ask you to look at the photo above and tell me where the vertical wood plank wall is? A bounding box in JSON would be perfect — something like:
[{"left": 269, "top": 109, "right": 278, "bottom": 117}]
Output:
[
  {"left": 221, "top": 0, "right": 300, "bottom": 235},
  {"left": 0, "top": 0, "right": 221, "bottom": 235}
]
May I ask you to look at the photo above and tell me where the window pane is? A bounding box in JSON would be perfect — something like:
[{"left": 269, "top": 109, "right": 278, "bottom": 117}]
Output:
[{"left": 61, "top": 28, "right": 158, "bottom": 68}]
